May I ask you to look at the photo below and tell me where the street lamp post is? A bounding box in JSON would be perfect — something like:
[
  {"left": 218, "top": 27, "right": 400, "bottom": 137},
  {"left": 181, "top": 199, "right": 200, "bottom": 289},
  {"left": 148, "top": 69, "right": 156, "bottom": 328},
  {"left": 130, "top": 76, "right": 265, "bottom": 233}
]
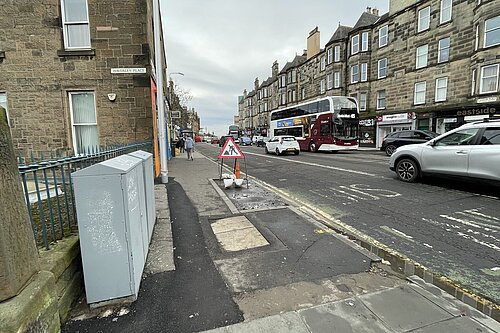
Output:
[{"left": 167, "top": 71, "right": 185, "bottom": 148}]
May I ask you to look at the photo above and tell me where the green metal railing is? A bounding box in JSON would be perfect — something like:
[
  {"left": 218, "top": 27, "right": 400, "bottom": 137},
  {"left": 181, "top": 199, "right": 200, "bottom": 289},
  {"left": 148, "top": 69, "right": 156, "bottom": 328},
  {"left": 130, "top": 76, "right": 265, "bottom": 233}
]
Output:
[{"left": 18, "top": 142, "right": 151, "bottom": 250}]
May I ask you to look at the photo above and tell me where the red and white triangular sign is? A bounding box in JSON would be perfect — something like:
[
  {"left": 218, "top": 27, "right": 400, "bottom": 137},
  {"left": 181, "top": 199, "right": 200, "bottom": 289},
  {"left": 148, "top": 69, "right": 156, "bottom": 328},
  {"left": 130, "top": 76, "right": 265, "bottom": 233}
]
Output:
[{"left": 218, "top": 137, "right": 244, "bottom": 159}]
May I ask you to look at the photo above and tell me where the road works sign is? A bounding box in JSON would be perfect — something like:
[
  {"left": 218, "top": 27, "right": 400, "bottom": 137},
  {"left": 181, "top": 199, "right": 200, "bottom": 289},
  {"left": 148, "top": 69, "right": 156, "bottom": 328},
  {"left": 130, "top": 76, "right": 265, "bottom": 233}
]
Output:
[{"left": 218, "top": 137, "right": 244, "bottom": 159}]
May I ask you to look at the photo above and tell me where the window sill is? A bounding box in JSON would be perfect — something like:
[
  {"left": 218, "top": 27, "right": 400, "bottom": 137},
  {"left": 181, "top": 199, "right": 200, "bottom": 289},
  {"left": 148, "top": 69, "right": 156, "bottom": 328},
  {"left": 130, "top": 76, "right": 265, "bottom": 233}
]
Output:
[{"left": 57, "top": 49, "right": 96, "bottom": 57}]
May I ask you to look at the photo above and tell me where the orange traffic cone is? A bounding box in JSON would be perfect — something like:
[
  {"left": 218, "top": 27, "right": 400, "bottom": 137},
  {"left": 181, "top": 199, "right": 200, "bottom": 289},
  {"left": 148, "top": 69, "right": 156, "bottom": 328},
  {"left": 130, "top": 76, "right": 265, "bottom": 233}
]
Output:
[{"left": 235, "top": 160, "right": 241, "bottom": 179}]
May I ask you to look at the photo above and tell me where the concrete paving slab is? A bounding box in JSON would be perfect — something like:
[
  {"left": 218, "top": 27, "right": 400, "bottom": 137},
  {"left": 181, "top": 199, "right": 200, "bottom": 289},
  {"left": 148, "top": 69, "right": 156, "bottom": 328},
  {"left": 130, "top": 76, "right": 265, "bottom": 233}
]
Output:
[
  {"left": 215, "top": 227, "right": 269, "bottom": 252},
  {"left": 299, "top": 298, "right": 392, "bottom": 333},
  {"left": 359, "top": 285, "right": 454, "bottom": 332},
  {"left": 411, "top": 316, "right": 497, "bottom": 333},
  {"left": 203, "top": 312, "right": 310, "bottom": 333},
  {"left": 211, "top": 216, "right": 254, "bottom": 234},
  {"left": 407, "top": 276, "right": 500, "bottom": 331}
]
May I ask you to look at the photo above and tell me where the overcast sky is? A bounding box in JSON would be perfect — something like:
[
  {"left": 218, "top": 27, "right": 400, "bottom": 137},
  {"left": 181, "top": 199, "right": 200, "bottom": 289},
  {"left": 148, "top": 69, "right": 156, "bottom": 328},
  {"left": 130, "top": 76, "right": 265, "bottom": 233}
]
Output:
[{"left": 161, "top": 0, "right": 389, "bottom": 138}]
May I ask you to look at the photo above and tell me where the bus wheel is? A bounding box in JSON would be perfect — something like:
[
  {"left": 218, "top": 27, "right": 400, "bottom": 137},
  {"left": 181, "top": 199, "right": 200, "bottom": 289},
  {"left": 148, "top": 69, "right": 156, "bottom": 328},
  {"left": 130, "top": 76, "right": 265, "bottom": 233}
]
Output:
[{"left": 309, "top": 142, "right": 317, "bottom": 152}]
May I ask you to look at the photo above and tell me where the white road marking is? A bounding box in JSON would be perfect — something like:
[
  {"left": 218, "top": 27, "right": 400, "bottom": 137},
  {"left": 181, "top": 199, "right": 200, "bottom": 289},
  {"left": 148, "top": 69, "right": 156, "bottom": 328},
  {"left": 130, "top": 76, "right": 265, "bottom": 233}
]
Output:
[{"left": 243, "top": 151, "right": 378, "bottom": 177}]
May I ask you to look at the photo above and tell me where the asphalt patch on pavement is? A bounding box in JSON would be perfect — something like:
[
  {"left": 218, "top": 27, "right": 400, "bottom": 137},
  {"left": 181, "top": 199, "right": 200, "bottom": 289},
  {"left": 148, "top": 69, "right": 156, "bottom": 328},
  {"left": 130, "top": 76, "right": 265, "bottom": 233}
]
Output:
[
  {"left": 211, "top": 208, "right": 372, "bottom": 293},
  {"left": 62, "top": 178, "right": 243, "bottom": 333}
]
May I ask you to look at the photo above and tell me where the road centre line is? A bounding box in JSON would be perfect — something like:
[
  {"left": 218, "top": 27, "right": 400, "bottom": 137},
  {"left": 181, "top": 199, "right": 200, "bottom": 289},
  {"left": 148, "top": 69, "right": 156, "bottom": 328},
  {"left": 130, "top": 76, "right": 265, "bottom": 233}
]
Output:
[{"left": 242, "top": 151, "right": 378, "bottom": 177}]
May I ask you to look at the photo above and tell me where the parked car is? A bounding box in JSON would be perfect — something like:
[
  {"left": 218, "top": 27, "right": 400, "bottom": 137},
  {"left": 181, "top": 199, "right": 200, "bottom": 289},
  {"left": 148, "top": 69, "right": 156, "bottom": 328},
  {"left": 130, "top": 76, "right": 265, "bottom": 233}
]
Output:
[
  {"left": 265, "top": 135, "right": 300, "bottom": 155},
  {"left": 240, "top": 136, "right": 252, "bottom": 146},
  {"left": 211, "top": 137, "right": 219, "bottom": 144},
  {"left": 381, "top": 130, "right": 438, "bottom": 156},
  {"left": 389, "top": 119, "right": 500, "bottom": 183},
  {"left": 255, "top": 136, "right": 270, "bottom": 147}
]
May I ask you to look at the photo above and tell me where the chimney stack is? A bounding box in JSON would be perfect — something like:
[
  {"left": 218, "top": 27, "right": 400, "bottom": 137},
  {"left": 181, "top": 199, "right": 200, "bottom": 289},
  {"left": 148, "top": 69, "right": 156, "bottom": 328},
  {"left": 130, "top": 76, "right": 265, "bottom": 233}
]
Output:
[
  {"left": 306, "top": 27, "right": 320, "bottom": 60},
  {"left": 272, "top": 61, "right": 279, "bottom": 78},
  {"left": 372, "top": 7, "right": 379, "bottom": 16}
]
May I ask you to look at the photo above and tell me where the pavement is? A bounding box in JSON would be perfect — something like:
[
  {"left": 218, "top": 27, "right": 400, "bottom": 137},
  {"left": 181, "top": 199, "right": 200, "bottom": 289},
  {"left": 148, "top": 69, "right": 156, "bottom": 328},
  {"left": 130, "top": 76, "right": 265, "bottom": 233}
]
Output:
[{"left": 62, "top": 150, "right": 500, "bottom": 333}]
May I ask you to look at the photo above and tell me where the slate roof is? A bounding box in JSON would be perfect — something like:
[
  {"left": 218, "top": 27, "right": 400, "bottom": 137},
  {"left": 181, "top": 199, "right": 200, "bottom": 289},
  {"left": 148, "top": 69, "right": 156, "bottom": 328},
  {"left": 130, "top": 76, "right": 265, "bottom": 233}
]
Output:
[
  {"left": 260, "top": 76, "right": 276, "bottom": 88},
  {"left": 326, "top": 25, "right": 353, "bottom": 45},
  {"left": 279, "top": 55, "right": 307, "bottom": 74},
  {"left": 353, "top": 11, "right": 380, "bottom": 30},
  {"left": 247, "top": 90, "right": 255, "bottom": 97}
]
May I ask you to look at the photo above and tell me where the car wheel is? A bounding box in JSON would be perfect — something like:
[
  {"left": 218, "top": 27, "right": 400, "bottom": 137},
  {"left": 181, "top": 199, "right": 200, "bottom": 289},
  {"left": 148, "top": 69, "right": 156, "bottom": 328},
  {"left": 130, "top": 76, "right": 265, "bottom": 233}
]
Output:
[
  {"left": 309, "top": 141, "right": 316, "bottom": 152},
  {"left": 275, "top": 148, "right": 280, "bottom": 155},
  {"left": 385, "top": 145, "right": 397, "bottom": 156},
  {"left": 396, "top": 158, "right": 419, "bottom": 183},
  {"left": 265, "top": 146, "right": 269, "bottom": 154}
]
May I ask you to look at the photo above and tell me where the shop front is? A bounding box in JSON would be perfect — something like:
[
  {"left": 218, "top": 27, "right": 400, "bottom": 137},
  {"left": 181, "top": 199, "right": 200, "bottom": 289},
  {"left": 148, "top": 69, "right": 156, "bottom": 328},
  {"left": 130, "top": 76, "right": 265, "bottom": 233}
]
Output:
[
  {"left": 359, "top": 118, "right": 376, "bottom": 147},
  {"left": 431, "top": 102, "right": 499, "bottom": 134},
  {"left": 375, "top": 112, "right": 415, "bottom": 148}
]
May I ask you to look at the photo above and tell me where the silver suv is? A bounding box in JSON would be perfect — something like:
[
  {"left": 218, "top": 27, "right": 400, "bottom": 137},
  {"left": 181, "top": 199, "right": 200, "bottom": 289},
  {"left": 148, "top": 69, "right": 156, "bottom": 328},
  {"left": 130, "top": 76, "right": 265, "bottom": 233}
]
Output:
[{"left": 389, "top": 119, "right": 500, "bottom": 183}]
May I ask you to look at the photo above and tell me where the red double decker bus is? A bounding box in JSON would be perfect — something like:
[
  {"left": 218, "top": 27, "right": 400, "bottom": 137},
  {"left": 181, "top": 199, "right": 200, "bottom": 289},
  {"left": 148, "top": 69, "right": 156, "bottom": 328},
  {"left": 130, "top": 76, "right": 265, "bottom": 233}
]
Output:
[{"left": 269, "top": 96, "right": 360, "bottom": 152}]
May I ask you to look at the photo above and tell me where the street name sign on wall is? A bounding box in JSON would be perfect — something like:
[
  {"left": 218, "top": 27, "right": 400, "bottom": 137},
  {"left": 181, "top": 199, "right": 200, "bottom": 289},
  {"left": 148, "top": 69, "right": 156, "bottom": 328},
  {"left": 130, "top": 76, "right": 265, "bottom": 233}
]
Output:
[
  {"left": 218, "top": 137, "right": 244, "bottom": 159},
  {"left": 111, "top": 68, "right": 147, "bottom": 74}
]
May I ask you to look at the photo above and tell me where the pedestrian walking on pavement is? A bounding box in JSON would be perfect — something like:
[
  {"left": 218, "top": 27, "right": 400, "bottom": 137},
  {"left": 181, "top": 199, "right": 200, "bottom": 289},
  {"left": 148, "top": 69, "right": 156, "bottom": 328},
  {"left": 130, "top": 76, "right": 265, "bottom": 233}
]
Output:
[
  {"left": 184, "top": 136, "right": 194, "bottom": 160},
  {"left": 178, "top": 136, "right": 185, "bottom": 153}
]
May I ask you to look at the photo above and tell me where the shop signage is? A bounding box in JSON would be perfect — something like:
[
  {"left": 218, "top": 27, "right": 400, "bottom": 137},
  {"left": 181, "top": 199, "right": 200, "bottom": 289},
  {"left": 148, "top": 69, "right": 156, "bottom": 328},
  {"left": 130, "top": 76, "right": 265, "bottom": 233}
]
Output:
[
  {"left": 476, "top": 97, "right": 498, "bottom": 103},
  {"left": 111, "top": 68, "right": 147, "bottom": 74},
  {"left": 376, "top": 112, "right": 413, "bottom": 124},
  {"left": 456, "top": 106, "right": 497, "bottom": 117},
  {"left": 359, "top": 119, "right": 374, "bottom": 126},
  {"left": 443, "top": 118, "right": 457, "bottom": 123}
]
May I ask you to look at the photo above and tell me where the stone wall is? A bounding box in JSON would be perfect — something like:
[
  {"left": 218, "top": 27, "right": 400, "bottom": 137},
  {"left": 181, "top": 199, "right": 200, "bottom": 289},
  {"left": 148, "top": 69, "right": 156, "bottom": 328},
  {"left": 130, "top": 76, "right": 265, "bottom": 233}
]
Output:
[
  {"left": 0, "top": 236, "right": 82, "bottom": 333},
  {"left": 0, "top": 0, "right": 153, "bottom": 157}
]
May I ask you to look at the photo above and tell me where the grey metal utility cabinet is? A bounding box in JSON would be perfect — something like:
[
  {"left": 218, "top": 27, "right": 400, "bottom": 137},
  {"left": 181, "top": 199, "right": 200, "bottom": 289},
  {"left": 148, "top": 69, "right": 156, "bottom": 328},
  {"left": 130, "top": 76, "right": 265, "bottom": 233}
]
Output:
[
  {"left": 128, "top": 150, "right": 156, "bottom": 242},
  {"left": 72, "top": 155, "right": 148, "bottom": 305}
]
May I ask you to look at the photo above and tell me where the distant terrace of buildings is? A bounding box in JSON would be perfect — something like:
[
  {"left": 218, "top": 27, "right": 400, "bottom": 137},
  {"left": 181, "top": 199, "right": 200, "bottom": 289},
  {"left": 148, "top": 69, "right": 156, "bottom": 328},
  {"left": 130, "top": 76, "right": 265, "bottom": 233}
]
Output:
[{"left": 237, "top": 0, "right": 500, "bottom": 147}]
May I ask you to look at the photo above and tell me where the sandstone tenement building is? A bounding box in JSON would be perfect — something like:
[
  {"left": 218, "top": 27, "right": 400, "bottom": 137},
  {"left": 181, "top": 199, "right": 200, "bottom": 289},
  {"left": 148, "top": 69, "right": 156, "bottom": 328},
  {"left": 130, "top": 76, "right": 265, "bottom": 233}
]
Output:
[
  {"left": 0, "top": 0, "right": 169, "bottom": 156},
  {"left": 238, "top": 0, "right": 500, "bottom": 147}
]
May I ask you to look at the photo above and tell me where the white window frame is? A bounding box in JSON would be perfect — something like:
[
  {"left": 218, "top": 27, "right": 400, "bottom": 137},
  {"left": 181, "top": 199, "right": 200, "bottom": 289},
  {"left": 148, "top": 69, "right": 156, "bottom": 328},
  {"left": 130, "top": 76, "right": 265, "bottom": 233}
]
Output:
[
  {"left": 379, "top": 25, "right": 388, "bottom": 47},
  {"left": 320, "top": 79, "right": 326, "bottom": 94},
  {"left": 438, "top": 37, "right": 450, "bottom": 63},
  {"left": 320, "top": 56, "right": 326, "bottom": 71},
  {"left": 334, "top": 45, "right": 340, "bottom": 62},
  {"left": 484, "top": 16, "right": 500, "bottom": 48},
  {"left": 61, "top": 0, "right": 91, "bottom": 50},
  {"left": 414, "top": 81, "right": 427, "bottom": 105},
  {"left": 378, "top": 58, "right": 387, "bottom": 79},
  {"left": 68, "top": 91, "right": 98, "bottom": 154},
  {"left": 334, "top": 72, "right": 340, "bottom": 88},
  {"left": 359, "top": 92, "right": 367, "bottom": 111},
  {"left": 327, "top": 73, "right": 333, "bottom": 90},
  {"left": 475, "top": 24, "right": 480, "bottom": 51},
  {"left": 479, "top": 64, "right": 499, "bottom": 94},
  {"left": 351, "top": 65, "right": 359, "bottom": 83},
  {"left": 440, "top": 0, "right": 452, "bottom": 24},
  {"left": 351, "top": 35, "right": 359, "bottom": 55},
  {"left": 301, "top": 88, "right": 305, "bottom": 100},
  {"left": 361, "top": 32, "right": 369, "bottom": 51},
  {"left": 416, "top": 44, "right": 429, "bottom": 69},
  {"left": 292, "top": 90, "right": 296, "bottom": 102},
  {"left": 471, "top": 69, "right": 477, "bottom": 95},
  {"left": 327, "top": 47, "right": 333, "bottom": 64},
  {"left": 361, "top": 63, "right": 368, "bottom": 82},
  {"left": 435, "top": 77, "right": 448, "bottom": 102},
  {"left": 291, "top": 69, "right": 297, "bottom": 83},
  {"left": 377, "top": 90, "right": 386, "bottom": 110},
  {"left": 418, "top": 6, "right": 431, "bottom": 32}
]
